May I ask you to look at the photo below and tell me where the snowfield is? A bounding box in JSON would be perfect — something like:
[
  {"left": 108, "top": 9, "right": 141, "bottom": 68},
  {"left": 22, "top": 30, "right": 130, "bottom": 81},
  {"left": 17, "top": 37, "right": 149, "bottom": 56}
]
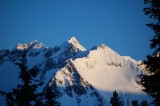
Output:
[{"left": 0, "top": 37, "right": 152, "bottom": 105}]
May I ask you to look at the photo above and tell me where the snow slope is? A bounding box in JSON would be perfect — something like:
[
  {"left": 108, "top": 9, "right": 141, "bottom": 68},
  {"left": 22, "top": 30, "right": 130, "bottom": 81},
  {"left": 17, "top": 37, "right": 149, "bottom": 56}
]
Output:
[
  {"left": 71, "top": 44, "right": 150, "bottom": 105},
  {"left": 0, "top": 37, "right": 152, "bottom": 106}
]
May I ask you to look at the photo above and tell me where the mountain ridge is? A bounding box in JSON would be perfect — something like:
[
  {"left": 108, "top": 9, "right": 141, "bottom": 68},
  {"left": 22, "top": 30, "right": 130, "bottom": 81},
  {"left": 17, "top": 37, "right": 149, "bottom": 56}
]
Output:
[{"left": 0, "top": 37, "right": 151, "bottom": 106}]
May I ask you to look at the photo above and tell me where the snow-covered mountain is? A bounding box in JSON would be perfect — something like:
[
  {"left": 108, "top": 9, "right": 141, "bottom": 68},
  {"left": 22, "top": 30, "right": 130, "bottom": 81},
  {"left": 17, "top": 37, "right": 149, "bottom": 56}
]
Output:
[{"left": 0, "top": 37, "right": 151, "bottom": 105}]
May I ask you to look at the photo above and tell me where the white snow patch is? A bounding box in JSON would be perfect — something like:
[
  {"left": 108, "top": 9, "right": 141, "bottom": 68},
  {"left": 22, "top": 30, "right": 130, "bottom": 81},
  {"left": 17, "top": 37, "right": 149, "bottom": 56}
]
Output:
[{"left": 68, "top": 37, "right": 86, "bottom": 51}]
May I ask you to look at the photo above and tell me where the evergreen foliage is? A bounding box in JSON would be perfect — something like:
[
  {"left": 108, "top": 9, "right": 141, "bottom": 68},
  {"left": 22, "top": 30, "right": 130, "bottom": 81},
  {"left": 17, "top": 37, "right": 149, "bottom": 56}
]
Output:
[
  {"left": 138, "top": 0, "right": 160, "bottom": 105},
  {"left": 132, "top": 100, "right": 138, "bottom": 106},
  {"left": 43, "top": 87, "right": 60, "bottom": 106},
  {"left": 140, "top": 100, "right": 149, "bottom": 106},
  {"left": 110, "top": 90, "right": 122, "bottom": 106},
  {"left": 0, "top": 51, "right": 57, "bottom": 106}
]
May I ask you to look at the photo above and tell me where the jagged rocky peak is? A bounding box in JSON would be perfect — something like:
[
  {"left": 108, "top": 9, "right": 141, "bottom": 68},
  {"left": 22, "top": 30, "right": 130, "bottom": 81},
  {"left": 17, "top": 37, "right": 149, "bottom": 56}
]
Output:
[
  {"left": 90, "top": 43, "right": 120, "bottom": 57},
  {"left": 67, "top": 37, "right": 86, "bottom": 51},
  {"left": 91, "top": 44, "right": 111, "bottom": 51},
  {"left": 16, "top": 43, "right": 28, "bottom": 50},
  {"left": 96, "top": 44, "right": 107, "bottom": 49},
  {"left": 16, "top": 40, "right": 47, "bottom": 50},
  {"left": 28, "top": 40, "right": 47, "bottom": 49}
]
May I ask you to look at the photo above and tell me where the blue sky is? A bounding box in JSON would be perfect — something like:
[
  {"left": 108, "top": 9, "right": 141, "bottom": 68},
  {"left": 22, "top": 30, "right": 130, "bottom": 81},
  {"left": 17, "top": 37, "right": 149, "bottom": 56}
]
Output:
[{"left": 0, "top": 0, "right": 153, "bottom": 60}]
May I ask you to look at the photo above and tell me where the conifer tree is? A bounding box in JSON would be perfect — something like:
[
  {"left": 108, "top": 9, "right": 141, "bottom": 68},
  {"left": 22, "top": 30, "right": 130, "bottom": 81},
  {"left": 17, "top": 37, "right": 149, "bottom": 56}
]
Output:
[
  {"left": 132, "top": 100, "right": 138, "bottom": 106},
  {"left": 138, "top": 0, "right": 160, "bottom": 105},
  {"left": 0, "top": 51, "right": 44, "bottom": 105},
  {"left": 43, "top": 86, "right": 60, "bottom": 106},
  {"left": 110, "top": 90, "right": 122, "bottom": 106},
  {"left": 140, "top": 100, "right": 149, "bottom": 106}
]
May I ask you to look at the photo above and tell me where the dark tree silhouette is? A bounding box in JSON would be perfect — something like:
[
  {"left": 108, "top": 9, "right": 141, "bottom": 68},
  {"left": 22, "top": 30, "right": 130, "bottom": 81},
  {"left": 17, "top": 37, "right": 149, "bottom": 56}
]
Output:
[
  {"left": 43, "top": 87, "right": 60, "bottom": 106},
  {"left": 138, "top": 0, "right": 160, "bottom": 106},
  {"left": 132, "top": 100, "right": 138, "bottom": 106},
  {"left": 0, "top": 51, "right": 58, "bottom": 106},
  {"left": 0, "top": 51, "right": 43, "bottom": 105},
  {"left": 140, "top": 100, "right": 149, "bottom": 106},
  {"left": 110, "top": 90, "right": 122, "bottom": 106}
]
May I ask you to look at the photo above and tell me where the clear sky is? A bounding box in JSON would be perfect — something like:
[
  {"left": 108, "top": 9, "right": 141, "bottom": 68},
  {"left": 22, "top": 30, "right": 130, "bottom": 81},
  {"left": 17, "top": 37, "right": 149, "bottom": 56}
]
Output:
[{"left": 0, "top": 0, "right": 153, "bottom": 60}]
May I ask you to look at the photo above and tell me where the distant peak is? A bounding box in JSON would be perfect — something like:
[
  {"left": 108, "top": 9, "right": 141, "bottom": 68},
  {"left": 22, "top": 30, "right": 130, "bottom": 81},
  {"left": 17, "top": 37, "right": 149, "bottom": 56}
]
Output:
[
  {"left": 30, "top": 40, "right": 39, "bottom": 44},
  {"left": 67, "top": 36, "right": 86, "bottom": 51},
  {"left": 16, "top": 40, "right": 47, "bottom": 50},
  {"left": 68, "top": 36, "right": 77, "bottom": 42},
  {"left": 68, "top": 36, "right": 79, "bottom": 45},
  {"left": 91, "top": 44, "right": 107, "bottom": 50},
  {"left": 29, "top": 40, "right": 44, "bottom": 49},
  {"left": 97, "top": 44, "right": 107, "bottom": 49},
  {"left": 16, "top": 43, "right": 28, "bottom": 50}
]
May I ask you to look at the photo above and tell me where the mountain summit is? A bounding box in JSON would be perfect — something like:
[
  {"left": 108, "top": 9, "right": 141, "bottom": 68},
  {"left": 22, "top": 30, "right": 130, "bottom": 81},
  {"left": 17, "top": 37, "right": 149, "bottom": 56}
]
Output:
[
  {"left": 16, "top": 40, "right": 47, "bottom": 50},
  {"left": 67, "top": 37, "right": 86, "bottom": 51},
  {"left": 0, "top": 37, "right": 151, "bottom": 105}
]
